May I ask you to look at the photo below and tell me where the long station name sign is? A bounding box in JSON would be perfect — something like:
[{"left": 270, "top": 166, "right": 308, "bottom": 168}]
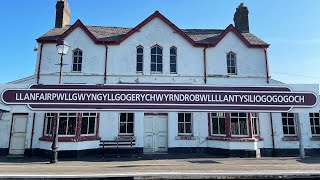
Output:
[{"left": 1, "top": 84, "right": 318, "bottom": 112}]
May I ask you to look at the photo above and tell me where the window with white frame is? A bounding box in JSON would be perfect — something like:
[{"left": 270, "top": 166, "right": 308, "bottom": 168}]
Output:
[
  {"left": 81, "top": 113, "right": 97, "bottom": 135},
  {"left": 119, "top": 113, "right": 134, "bottom": 135},
  {"left": 151, "top": 45, "right": 163, "bottom": 73},
  {"left": 58, "top": 113, "right": 77, "bottom": 136},
  {"left": 72, "top": 49, "right": 82, "bottom": 72},
  {"left": 44, "top": 113, "right": 55, "bottom": 136},
  {"left": 231, "top": 112, "right": 248, "bottom": 135},
  {"left": 227, "top": 52, "right": 237, "bottom": 74},
  {"left": 136, "top": 46, "right": 143, "bottom": 73},
  {"left": 281, "top": 113, "right": 297, "bottom": 136},
  {"left": 309, "top": 113, "right": 320, "bottom": 136},
  {"left": 210, "top": 112, "right": 226, "bottom": 135},
  {"left": 251, "top": 112, "right": 260, "bottom": 136},
  {"left": 170, "top": 46, "right": 177, "bottom": 73},
  {"left": 178, "top": 113, "right": 192, "bottom": 135}
]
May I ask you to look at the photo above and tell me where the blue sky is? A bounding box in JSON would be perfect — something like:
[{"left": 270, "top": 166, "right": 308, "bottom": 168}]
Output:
[{"left": 0, "top": 0, "right": 319, "bottom": 84}]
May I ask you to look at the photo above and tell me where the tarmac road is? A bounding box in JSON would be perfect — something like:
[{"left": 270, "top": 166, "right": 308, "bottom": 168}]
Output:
[{"left": 0, "top": 154, "right": 320, "bottom": 179}]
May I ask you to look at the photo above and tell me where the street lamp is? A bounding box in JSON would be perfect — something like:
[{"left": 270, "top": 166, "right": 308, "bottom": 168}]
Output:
[{"left": 50, "top": 40, "right": 70, "bottom": 164}]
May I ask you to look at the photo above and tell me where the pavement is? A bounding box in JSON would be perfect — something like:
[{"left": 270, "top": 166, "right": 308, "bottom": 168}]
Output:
[{"left": 0, "top": 153, "right": 320, "bottom": 179}]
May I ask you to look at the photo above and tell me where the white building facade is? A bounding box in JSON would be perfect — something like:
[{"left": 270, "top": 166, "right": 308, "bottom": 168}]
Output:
[{"left": 0, "top": 1, "right": 319, "bottom": 158}]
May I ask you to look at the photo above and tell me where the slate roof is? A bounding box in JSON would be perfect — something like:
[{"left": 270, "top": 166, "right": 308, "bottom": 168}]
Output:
[{"left": 37, "top": 26, "right": 268, "bottom": 46}]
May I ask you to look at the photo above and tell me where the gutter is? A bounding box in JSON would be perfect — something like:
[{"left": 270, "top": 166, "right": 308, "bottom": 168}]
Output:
[
  {"left": 203, "top": 47, "right": 208, "bottom": 84},
  {"left": 264, "top": 48, "right": 270, "bottom": 84}
]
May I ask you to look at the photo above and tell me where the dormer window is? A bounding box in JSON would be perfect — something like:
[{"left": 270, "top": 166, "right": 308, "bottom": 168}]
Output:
[
  {"left": 170, "top": 46, "right": 177, "bottom": 74},
  {"left": 151, "top": 45, "right": 163, "bottom": 73},
  {"left": 227, "top": 52, "right": 237, "bottom": 74},
  {"left": 72, "top": 49, "right": 82, "bottom": 72},
  {"left": 136, "top": 46, "right": 143, "bottom": 73}
]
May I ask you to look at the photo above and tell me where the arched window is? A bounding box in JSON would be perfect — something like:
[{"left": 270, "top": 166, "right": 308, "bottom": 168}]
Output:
[
  {"left": 150, "top": 45, "right": 163, "bottom": 73},
  {"left": 227, "top": 52, "right": 236, "bottom": 74},
  {"left": 170, "top": 46, "right": 177, "bottom": 73},
  {"left": 72, "top": 49, "right": 82, "bottom": 72},
  {"left": 136, "top": 46, "right": 143, "bottom": 72}
]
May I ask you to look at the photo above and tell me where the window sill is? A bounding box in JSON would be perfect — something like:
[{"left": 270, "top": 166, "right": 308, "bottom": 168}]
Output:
[
  {"left": 310, "top": 136, "right": 320, "bottom": 141},
  {"left": 206, "top": 136, "right": 263, "bottom": 142},
  {"left": 39, "top": 136, "right": 101, "bottom": 142},
  {"left": 115, "top": 136, "right": 136, "bottom": 140},
  {"left": 282, "top": 136, "right": 299, "bottom": 141},
  {"left": 175, "top": 135, "right": 196, "bottom": 140}
]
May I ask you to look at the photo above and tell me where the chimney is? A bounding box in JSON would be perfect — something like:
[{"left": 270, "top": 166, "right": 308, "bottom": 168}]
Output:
[
  {"left": 233, "top": 3, "right": 249, "bottom": 33},
  {"left": 55, "top": 0, "right": 71, "bottom": 28}
]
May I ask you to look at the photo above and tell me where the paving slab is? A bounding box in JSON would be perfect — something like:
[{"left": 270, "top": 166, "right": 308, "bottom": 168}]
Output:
[{"left": 0, "top": 154, "right": 320, "bottom": 179}]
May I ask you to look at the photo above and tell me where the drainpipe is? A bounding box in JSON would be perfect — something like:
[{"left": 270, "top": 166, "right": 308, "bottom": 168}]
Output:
[
  {"left": 264, "top": 48, "right": 270, "bottom": 84},
  {"left": 203, "top": 47, "right": 208, "bottom": 84},
  {"left": 30, "top": 113, "right": 36, "bottom": 156},
  {"left": 36, "top": 43, "right": 44, "bottom": 84},
  {"left": 103, "top": 45, "right": 108, "bottom": 84},
  {"left": 265, "top": 48, "right": 275, "bottom": 156}
]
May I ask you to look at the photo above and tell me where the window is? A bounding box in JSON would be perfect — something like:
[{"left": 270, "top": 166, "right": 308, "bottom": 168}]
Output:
[
  {"left": 281, "top": 113, "right": 297, "bottom": 136},
  {"left": 251, "top": 113, "right": 260, "bottom": 136},
  {"left": 178, "top": 113, "right": 193, "bottom": 135},
  {"left": 81, "top": 113, "right": 97, "bottom": 135},
  {"left": 227, "top": 52, "right": 236, "bottom": 74},
  {"left": 119, "top": 113, "right": 134, "bottom": 135},
  {"left": 58, "top": 113, "right": 77, "bottom": 136},
  {"left": 44, "top": 113, "right": 55, "bottom": 136},
  {"left": 309, "top": 113, "right": 320, "bottom": 136},
  {"left": 210, "top": 112, "right": 226, "bottom": 135},
  {"left": 170, "top": 47, "right": 177, "bottom": 73},
  {"left": 72, "top": 49, "right": 82, "bottom": 72},
  {"left": 136, "top": 46, "right": 143, "bottom": 72},
  {"left": 151, "top": 45, "right": 163, "bottom": 73},
  {"left": 231, "top": 112, "right": 248, "bottom": 135}
]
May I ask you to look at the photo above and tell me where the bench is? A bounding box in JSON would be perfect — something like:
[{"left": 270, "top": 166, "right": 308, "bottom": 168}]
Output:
[{"left": 99, "top": 139, "right": 136, "bottom": 157}]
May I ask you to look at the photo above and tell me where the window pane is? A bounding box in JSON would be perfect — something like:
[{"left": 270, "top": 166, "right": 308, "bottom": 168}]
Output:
[
  {"left": 81, "top": 118, "right": 88, "bottom": 134},
  {"left": 219, "top": 118, "right": 226, "bottom": 134},
  {"left": 315, "top": 119, "right": 320, "bottom": 125},
  {"left": 282, "top": 119, "right": 287, "bottom": 125},
  {"left": 127, "top": 123, "right": 134, "bottom": 133},
  {"left": 120, "top": 113, "right": 126, "bottom": 122},
  {"left": 73, "top": 57, "right": 78, "bottom": 63},
  {"left": 58, "top": 117, "right": 67, "bottom": 135},
  {"left": 185, "top": 123, "right": 192, "bottom": 133},
  {"left": 170, "top": 64, "right": 176, "bottom": 73},
  {"left": 157, "top": 55, "right": 162, "bottom": 63},
  {"left": 288, "top": 119, "right": 294, "bottom": 125},
  {"left": 283, "top": 127, "right": 288, "bottom": 134},
  {"left": 73, "top": 64, "right": 77, "bottom": 71},
  {"left": 79, "top": 51, "right": 82, "bottom": 56},
  {"left": 178, "top": 113, "right": 184, "bottom": 122},
  {"left": 128, "top": 113, "right": 134, "bottom": 122},
  {"left": 157, "top": 47, "right": 162, "bottom": 54},
  {"left": 137, "top": 63, "right": 143, "bottom": 72},
  {"left": 178, "top": 123, "right": 184, "bottom": 133},
  {"left": 137, "top": 55, "right": 143, "bottom": 63},
  {"left": 151, "top": 64, "right": 156, "bottom": 71},
  {"left": 151, "top": 55, "right": 156, "bottom": 63},
  {"left": 185, "top": 113, "right": 191, "bottom": 122},
  {"left": 120, "top": 123, "right": 126, "bottom": 133},
  {"left": 77, "top": 64, "right": 82, "bottom": 72},
  {"left": 316, "top": 127, "right": 320, "bottom": 134},
  {"left": 137, "top": 47, "right": 143, "bottom": 54},
  {"left": 67, "top": 117, "right": 76, "bottom": 135},
  {"left": 288, "top": 113, "right": 294, "bottom": 117},
  {"left": 88, "top": 117, "right": 95, "bottom": 134},
  {"left": 157, "top": 64, "right": 162, "bottom": 72},
  {"left": 212, "top": 118, "right": 219, "bottom": 134},
  {"left": 289, "top": 127, "right": 295, "bottom": 134},
  {"left": 79, "top": 57, "right": 82, "bottom": 63},
  {"left": 151, "top": 47, "right": 156, "bottom": 54},
  {"left": 170, "top": 56, "right": 176, "bottom": 63},
  {"left": 170, "top": 48, "right": 176, "bottom": 55}
]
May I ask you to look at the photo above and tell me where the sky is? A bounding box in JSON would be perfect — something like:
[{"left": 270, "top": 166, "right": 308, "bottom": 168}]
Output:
[{"left": 0, "top": 0, "right": 320, "bottom": 85}]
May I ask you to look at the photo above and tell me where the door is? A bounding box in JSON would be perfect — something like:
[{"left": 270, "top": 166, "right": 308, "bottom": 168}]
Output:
[
  {"left": 144, "top": 115, "right": 168, "bottom": 153},
  {"left": 9, "top": 115, "right": 28, "bottom": 155}
]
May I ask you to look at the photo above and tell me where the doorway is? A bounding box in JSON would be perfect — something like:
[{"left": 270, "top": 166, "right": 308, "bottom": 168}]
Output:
[
  {"left": 143, "top": 114, "right": 168, "bottom": 153},
  {"left": 9, "top": 114, "right": 28, "bottom": 155}
]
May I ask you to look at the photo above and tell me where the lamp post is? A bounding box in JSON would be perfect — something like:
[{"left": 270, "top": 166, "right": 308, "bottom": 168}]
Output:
[{"left": 50, "top": 40, "right": 70, "bottom": 164}]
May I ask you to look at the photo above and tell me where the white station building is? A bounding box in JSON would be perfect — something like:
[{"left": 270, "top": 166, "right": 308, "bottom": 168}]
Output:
[{"left": 0, "top": 1, "right": 319, "bottom": 158}]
